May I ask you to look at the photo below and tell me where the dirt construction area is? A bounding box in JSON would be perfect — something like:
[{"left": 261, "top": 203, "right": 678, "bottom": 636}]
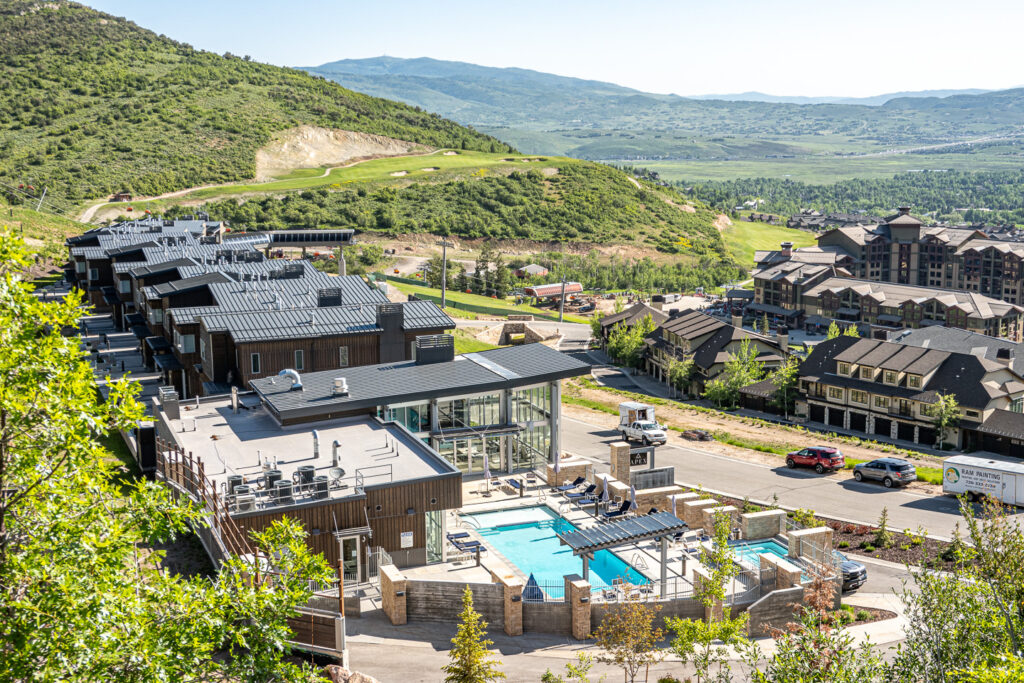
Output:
[{"left": 562, "top": 379, "right": 944, "bottom": 496}]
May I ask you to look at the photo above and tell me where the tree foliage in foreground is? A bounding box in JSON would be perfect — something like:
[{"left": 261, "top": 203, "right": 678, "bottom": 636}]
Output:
[
  {"left": 0, "top": 233, "right": 332, "bottom": 681},
  {"left": 703, "top": 338, "right": 765, "bottom": 409},
  {"left": 443, "top": 585, "right": 505, "bottom": 683}
]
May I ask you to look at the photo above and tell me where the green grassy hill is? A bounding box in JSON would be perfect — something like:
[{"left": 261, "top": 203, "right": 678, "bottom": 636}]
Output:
[{"left": 0, "top": 1, "right": 511, "bottom": 202}]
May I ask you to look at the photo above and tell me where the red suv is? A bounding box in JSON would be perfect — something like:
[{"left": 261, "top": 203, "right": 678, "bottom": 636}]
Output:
[{"left": 786, "top": 446, "right": 845, "bottom": 474}]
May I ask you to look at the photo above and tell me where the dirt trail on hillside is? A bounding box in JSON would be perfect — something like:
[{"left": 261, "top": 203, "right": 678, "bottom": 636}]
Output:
[{"left": 254, "top": 126, "right": 430, "bottom": 181}]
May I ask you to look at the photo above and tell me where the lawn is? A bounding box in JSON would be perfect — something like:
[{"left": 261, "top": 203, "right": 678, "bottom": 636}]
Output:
[
  {"left": 722, "top": 220, "right": 818, "bottom": 266},
  {"left": 390, "top": 280, "right": 589, "bottom": 324},
  {"left": 120, "top": 151, "right": 566, "bottom": 208},
  {"left": 452, "top": 328, "right": 500, "bottom": 354}
]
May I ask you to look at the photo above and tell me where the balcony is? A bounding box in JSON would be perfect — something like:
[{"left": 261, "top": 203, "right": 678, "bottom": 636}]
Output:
[{"left": 889, "top": 406, "right": 913, "bottom": 418}]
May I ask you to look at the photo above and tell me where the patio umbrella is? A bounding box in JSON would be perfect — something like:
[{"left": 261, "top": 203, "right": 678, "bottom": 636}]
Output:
[
  {"left": 630, "top": 484, "right": 637, "bottom": 506},
  {"left": 670, "top": 494, "right": 677, "bottom": 517},
  {"left": 484, "top": 464, "right": 491, "bottom": 493},
  {"left": 600, "top": 474, "right": 610, "bottom": 503}
]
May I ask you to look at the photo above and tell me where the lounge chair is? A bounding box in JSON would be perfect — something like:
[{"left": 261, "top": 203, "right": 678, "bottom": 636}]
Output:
[
  {"left": 451, "top": 539, "right": 485, "bottom": 553},
  {"left": 601, "top": 500, "right": 633, "bottom": 520},
  {"left": 565, "top": 484, "right": 596, "bottom": 501},
  {"left": 447, "top": 531, "right": 471, "bottom": 541},
  {"left": 646, "top": 507, "right": 658, "bottom": 515},
  {"left": 556, "top": 476, "right": 585, "bottom": 492},
  {"left": 507, "top": 478, "right": 525, "bottom": 497}
]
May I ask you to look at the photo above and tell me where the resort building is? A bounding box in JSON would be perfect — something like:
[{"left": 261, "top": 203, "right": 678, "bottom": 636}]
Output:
[
  {"left": 248, "top": 338, "right": 591, "bottom": 475},
  {"left": 597, "top": 302, "right": 668, "bottom": 348},
  {"left": 643, "top": 309, "right": 787, "bottom": 394},
  {"left": 797, "top": 336, "right": 1024, "bottom": 449}
]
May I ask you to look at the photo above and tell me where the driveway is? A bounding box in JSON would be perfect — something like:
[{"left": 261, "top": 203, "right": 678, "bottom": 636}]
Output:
[{"left": 560, "top": 416, "right": 1014, "bottom": 539}]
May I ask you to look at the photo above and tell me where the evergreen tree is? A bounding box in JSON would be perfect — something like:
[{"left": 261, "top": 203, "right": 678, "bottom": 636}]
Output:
[
  {"left": 492, "top": 254, "right": 511, "bottom": 298},
  {"left": 442, "top": 586, "right": 505, "bottom": 683},
  {"left": 843, "top": 324, "right": 860, "bottom": 338},
  {"left": 826, "top": 321, "right": 841, "bottom": 340}
]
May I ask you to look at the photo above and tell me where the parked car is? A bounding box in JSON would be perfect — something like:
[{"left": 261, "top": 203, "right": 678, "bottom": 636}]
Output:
[
  {"left": 785, "top": 446, "right": 845, "bottom": 474},
  {"left": 853, "top": 458, "right": 917, "bottom": 488},
  {"left": 836, "top": 551, "right": 868, "bottom": 592}
]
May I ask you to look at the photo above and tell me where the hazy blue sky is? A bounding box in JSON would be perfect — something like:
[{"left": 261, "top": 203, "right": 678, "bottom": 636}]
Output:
[{"left": 83, "top": 0, "right": 1021, "bottom": 97}]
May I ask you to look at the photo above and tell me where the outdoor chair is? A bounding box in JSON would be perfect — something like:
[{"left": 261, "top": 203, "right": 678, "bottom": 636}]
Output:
[
  {"left": 555, "top": 476, "right": 585, "bottom": 492},
  {"left": 565, "top": 484, "right": 596, "bottom": 501},
  {"left": 447, "top": 531, "right": 471, "bottom": 541},
  {"left": 601, "top": 500, "right": 632, "bottom": 520}
]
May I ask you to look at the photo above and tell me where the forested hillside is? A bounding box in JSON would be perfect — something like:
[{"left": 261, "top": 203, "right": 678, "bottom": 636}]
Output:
[
  {"left": 0, "top": 2, "right": 510, "bottom": 201},
  {"left": 673, "top": 169, "right": 1024, "bottom": 225},
  {"left": 173, "top": 161, "right": 734, "bottom": 257}
]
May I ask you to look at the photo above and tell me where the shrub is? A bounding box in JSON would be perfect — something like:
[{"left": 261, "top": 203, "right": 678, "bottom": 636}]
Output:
[
  {"left": 854, "top": 525, "right": 871, "bottom": 536},
  {"left": 873, "top": 507, "right": 894, "bottom": 549},
  {"left": 856, "top": 610, "right": 871, "bottom": 621},
  {"left": 862, "top": 544, "right": 876, "bottom": 552},
  {"left": 838, "top": 540, "right": 850, "bottom": 549},
  {"left": 789, "top": 508, "right": 822, "bottom": 529}
]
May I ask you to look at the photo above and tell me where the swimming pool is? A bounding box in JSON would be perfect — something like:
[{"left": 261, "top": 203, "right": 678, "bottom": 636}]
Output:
[
  {"left": 463, "top": 506, "right": 648, "bottom": 598},
  {"left": 731, "top": 539, "right": 794, "bottom": 569}
]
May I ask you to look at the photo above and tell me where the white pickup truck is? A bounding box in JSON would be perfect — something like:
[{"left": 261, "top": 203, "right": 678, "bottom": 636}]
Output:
[{"left": 618, "top": 402, "right": 667, "bottom": 445}]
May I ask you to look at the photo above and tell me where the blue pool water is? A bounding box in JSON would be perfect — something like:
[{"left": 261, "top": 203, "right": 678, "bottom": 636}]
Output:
[
  {"left": 464, "top": 507, "right": 648, "bottom": 597},
  {"left": 731, "top": 539, "right": 794, "bottom": 568}
]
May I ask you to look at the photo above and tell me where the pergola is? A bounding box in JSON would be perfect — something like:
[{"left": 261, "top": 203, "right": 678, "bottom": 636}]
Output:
[{"left": 557, "top": 511, "right": 688, "bottom": 594}]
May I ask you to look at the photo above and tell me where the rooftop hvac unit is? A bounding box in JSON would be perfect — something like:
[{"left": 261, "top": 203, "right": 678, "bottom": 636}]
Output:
[
  {"left": 333, "top": 377, "right": 349, "bottom": 396},
  {"left": 233, "top": 494, "right": 256, "bottom": 513}
]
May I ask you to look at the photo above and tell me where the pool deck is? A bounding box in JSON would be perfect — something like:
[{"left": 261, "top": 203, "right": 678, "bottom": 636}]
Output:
[{"left": 411, "top": 475, "right": 761, "bottom": 600}]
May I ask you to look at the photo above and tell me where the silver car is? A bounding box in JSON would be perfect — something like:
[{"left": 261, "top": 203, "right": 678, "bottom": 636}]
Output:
[{"left": 852, "top": 457, "right": 916, "bottom": 488}]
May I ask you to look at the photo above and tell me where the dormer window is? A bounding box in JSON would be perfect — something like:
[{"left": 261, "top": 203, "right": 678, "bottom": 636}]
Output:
[
  {"left": 860, "top": 366, "right": 874, "bottom": 380},
  {"left": 908, "top": 374, "right": 921, "bottom": 389},
  {"left": 883, "top": 370, "right": 897, "bottom": 385},
  {"left": 837, "top": 362, "right": 851, "bottom": 376}
]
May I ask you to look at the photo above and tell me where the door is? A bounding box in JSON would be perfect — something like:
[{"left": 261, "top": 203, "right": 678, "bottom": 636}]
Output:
[
  {"left": 426, "top": 509, "right": 444, "bottom": 563},
  {"left": 340, "top": 535, "right": 361, "bottom": 583}
]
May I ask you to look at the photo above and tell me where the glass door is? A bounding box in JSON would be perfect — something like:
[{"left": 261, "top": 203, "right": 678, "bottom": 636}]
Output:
[
  {"left": 426, "top": 510, "right": 443, "bottom": 564},
  {"left": 340, "top": 535, "right": 361, "bottom": 583},
  {"left": 486, "top": 436, "right": 503, "bottom": 473}
]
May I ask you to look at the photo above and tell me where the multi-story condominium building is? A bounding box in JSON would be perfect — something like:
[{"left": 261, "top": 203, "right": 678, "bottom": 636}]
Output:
[
  {"left": 798, "top": 336, "right": 1024, "bottom": 451},
  {"left": 814, "top": 207, "right": 1024, "bottom": 305},
  {"left": 643, "top": 309, "right": 787, "bottom": 394}
]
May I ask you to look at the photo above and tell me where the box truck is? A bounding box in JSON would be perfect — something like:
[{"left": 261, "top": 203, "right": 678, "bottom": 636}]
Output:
[{"left": 942, "top": 453, "right": 1024, "bottom": 505}]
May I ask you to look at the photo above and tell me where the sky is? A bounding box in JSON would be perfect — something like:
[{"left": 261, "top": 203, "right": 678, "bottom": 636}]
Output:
[{"left": 82, "top": 0, "right": 1023, "bottom": 97}]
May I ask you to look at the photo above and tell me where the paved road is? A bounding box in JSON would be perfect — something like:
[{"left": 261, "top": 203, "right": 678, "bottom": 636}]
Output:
[{"left": 561, "top": 415, "right": 1002, "bottom": 539}]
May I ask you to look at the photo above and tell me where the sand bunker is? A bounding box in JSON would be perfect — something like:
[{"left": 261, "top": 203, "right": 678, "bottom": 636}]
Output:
[
  {"left": 390, "top": 170, "right": 408, "bottom": 177},
  {"left": 421, "top": 167, "right": 439, "bottom": 172},
  {"left": 443, "top": 151, "right": 458, "bottom": 155}
]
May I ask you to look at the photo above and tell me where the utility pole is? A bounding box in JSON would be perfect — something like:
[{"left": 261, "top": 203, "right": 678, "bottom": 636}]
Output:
[
  {"left": 558, "top": 277, "right": 567, "bottom": 323},
  {"left": 437, "top": 239, "right": 453, "bottom": 309}
]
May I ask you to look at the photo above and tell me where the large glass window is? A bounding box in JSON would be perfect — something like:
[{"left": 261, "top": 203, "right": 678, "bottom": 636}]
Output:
[
  {"left": 512, "top": 385, "right": 551, "bottom": 422},
  {"left": 387, "top": 403, "right": 430, "bottom": 433}
]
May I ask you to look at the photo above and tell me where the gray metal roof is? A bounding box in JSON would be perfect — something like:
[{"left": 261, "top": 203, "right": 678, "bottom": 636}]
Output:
[
  {"left": 557, "top": 511, "right": 688, "bottom": 555},
  {"left": 250, "top": 342, "right": 591, "bottom": 421}
]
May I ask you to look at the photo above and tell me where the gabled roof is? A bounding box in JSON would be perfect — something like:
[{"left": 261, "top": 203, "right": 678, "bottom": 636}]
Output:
[
  {"left": 658, "top": 309, "right": 725, "bottom": 340},
  {"left": 600, "top": 303, "right": 668, "bottom": 330},
  {"left": 892, "top": 327, "right": 1024, "bottom": 374}
]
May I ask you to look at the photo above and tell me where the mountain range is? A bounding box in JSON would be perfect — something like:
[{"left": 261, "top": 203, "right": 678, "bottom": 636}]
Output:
[
  {"left": 685, "top": 89, "right": 995, "bottom": 105},
  {"left": 302, "top": 57, "right": 1024, "bottom": 159}
]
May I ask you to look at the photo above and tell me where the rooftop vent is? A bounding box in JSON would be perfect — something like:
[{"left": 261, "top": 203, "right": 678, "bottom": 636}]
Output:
[
  {"left": 332, "top": 377, "right": 349, "bottom": 396},
  {"left": 415, "top": 334, "right": 455, "bottom": 365},
  {"left": 997, "top": 347, "right": 1013, "bottom": 365},
  {"left": 317, "top": 288, "right": 343, "bottom": 307},
  {"left": 278, "top": 368, "right": 303, "bottom": 391}
]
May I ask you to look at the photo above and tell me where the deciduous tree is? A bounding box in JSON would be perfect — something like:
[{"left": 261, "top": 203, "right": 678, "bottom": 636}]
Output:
[{"left": 592, "top": 597, "right": 664, "bottom": 683}]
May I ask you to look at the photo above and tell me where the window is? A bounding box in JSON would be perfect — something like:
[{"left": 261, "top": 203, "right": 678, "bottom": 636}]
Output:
[
  {"left": 837, "top": 362, "right": 851, "bottom": 376},
  {"left": 828, "top": 386, "right": 844, "bottom": 400},
  {"left": 1012, "top": 397, "right": 1024, "bottom": 413},
  {"left": 874, "top": 395, "right": 889, "bottom": 409},
  {"left": 75, "top": 261, "right": 86, "bottom": 274},
  {"left": 174, "top": 332, "right": 195, "bottom": 354},
  {"left": 338, "top": 346, "right": 349, "bottom": 368},
  {"left": 118, "top": 280, "right": 131, "bottom": 294},
  {"left": 851, "top": 390, "right": 867, "bottom": 404},
  {"left": 883, "top": 370, "right": 897, "bottom": 384},
  {"left": 908, "top": 374, "right": 921, "bottom": 389},
  {"left": 294, "top": 349, "right": 304, "bottom": 371},
  {"left": 859, "top": 366, "right": 874, "bottom": 380},
  {"left": 965, "top": 409, "right": 980, "bottom": 419},
  {"left": 250, "top": 353, "right": 261, "bottom": 375},
  {"left": 88, "top": 268, "right": 99, "bottom": 281},
  {"left": 149, "top": 308, "right": 163, "bottom": 325}
]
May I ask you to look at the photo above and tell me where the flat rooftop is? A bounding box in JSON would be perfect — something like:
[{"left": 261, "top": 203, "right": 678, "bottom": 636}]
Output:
[{"left": 159, "top": 393, "right": 458, "bottom": 514}]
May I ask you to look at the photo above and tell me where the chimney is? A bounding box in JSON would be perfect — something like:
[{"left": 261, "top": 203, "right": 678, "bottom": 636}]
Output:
[
  {"left": 731, "top": 314, "right": 743, "bottom": 329},
  {"left": 230, "top": 386, "right": 239, "bottom": 414},
  {"left": 780, "top": 241, "right": 793, "bottom": 257},
  {"left": 312, "top": 429, "right": 320, "bottom": 459},
  {"left": 997, "top": 347, "right": 1013, "bottom": 366},
  {"left": 158, "top": 386, "right": 180, "bottom": 421},
  {"left": 377, "top": 303, "right": 405, "bottom": 363},
  {"left": 898, "top": 206, "right": 911, "bottom": 216},
  {"left": 776, "top": 326, "right": 789, "bottom": 352}
]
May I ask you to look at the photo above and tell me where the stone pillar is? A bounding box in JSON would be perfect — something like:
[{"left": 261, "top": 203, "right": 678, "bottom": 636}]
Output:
[
  {"left": 549, "top": 381, "right": 561, "bottom": 463},
  {"left": 823, "top": 406, "right": 830, "bottom": 426},
  {"left": 866, "top": 414, "right": 874, "bottom": 434},
  {"left": 740, "top": 509, "right": 786, "bottom": 540},
  {"left": 788, "top": 527, "right": 833, "bottom": 564},
  {"left": 913, "top": 425, "right": 920, "bottom": 444},
  {"left": 692, "top": 565, "right": 723, "bottom": 621},
  {"left": 380, "top": 565, "right": 407, "bottom": 625},
  {"left": 430, "top": 398, "right": 440, "bottom": 433},
  {"left": 683, "top": 498, "right": 720, "bottom": 528},
  {"left": 843, "top": 410, "right": 850, "bottom": 430},
  {"left": 609, "top": 441, "right": 631, "bottom": 483},
  {"left": 496, "top": 574, "right": 524, "bottom": 636},
  {"left": 567, "top": 577, "right": 592, "bottom": 640},
  {"left": 891, "top": 421, "right": 898, "bottom": 440}
]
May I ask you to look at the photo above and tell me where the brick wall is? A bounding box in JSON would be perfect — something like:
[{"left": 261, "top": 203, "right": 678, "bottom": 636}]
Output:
[
  {"left": 380, "top": 565, "right": 407, "bottom": 625},
  {"left": 522, "top": 602, "right": 571, "bottom": 634},
  {"left": 546, "top": 457, "right": 589, "bottom": 487},
  {"left": 683, "top": 499, "right": 720, "bottom": 528}
]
